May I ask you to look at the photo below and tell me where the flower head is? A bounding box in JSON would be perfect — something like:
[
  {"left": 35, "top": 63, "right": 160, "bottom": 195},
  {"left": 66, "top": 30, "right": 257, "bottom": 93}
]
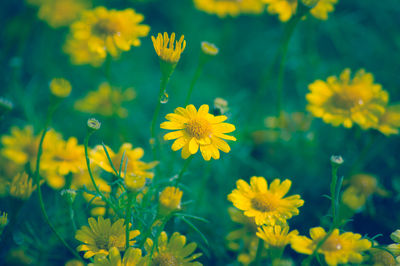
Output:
[
  {"left": 291, "top": 227, "right": 372, "bottom": 265},
  {"left": 152, "top": 32, "right": 186, "bottom": 64},
  {"left": 144, "top": 231, "right": 202, "bottom": 265},
  {"left": 0, "top": 211, "right": 8, "bottom": 234},
  {"left": 201, "top": 41, "right": 219, "bottom": 56},
  {"left": 257, "top": 225, "right": 299, "bottom": 249},
  {"left": 75, "top": 217, "right": 140, "bottom": 259},
  {"left": 90, "top": 143, "right": 157, "bottom": 179},
  {"left": 374, "top": 104, "right": 400, "bottom": 136},
  {"left": 92, "top": 247, "right": 144, "bottom": 266},
  {"left": 161, "top": 104, "right": 236, "bottom": 161},
  {"left": 75, "top": 82, "right": 136, "bottom": 118},
  {"left": 9, "top": 172, "right": 37, "bottom": 200},
  {"left": 228, "top": 177, "right": 304, "bottom": 225},
  {"left": 193, "top": 0, "right": 265, "bottom": 18},
  {"left": 49, "top": 78, "right": 72, "bottom": 98},
  {"left": 263, "top": 0, "right": 337, "bottom": 22},
  {"left": 125, "top": 174, "right": 146, "bottom": 193},
  {"left": 158, "top": 186, "right": 183, "bottom": 216},
  {"left": 64, "top": 7, "right": 150, "bottom": 66},
  {"left": 88, "top": 118, "right": 102, "bottom": 131},
  {"left": 306, "top": 69, "right": 389, "bottom": 129}
]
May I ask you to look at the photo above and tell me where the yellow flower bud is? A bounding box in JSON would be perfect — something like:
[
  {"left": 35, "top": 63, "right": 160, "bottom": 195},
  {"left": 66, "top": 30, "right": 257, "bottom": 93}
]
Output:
[
  {"left": 158, "top": 186, "right": 183, "bottom": 216},
  {"left": 49, "top": 78, "right": 71, "bottom": 98}
]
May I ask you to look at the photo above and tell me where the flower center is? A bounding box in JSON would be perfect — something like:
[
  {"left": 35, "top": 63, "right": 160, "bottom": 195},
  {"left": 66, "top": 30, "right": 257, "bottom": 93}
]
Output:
[
  {"left": 251, "top": 193, "right": 277, "bottom": 212},
  {"left": 95, "top": 236, "right": 109, "bottom": 250},
  {"left": 153, "top": 253, "right": 179, "bottom": 266},
  {"left": 185, "top": 118, "right": 211, "bottom": 139},
  {"left": 330, "top": 85, "right": 368, "bottom": 110},
  {"left": 108, "top": 234, "right": 125, "bottom": 249},
  {"left": 93, "top": 18, "right": 120, "bottom": 36},
  {"left": 321, "top": 236, "right": 343, "bottom": 251}
]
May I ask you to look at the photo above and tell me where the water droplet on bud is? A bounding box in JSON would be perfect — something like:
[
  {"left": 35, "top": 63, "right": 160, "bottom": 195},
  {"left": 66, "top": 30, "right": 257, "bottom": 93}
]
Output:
[{"left": 160, "top": 92, "right": 169, "bottom": 104}]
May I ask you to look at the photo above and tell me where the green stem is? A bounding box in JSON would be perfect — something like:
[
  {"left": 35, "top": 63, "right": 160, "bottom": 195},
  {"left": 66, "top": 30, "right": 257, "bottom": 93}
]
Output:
[
  {"left": 84, "top": 134, "right": 122, "bottom": 217},
  {"left": 185, "top": 62, "right": 205, "bottom": 105},
  {"left": 33, "top": 104, "right": 83, "bottom": 262},
  {"left": 253, "top": 238, "right": 264, "bottom": 266},
  {"left": 149, "top": 215, "right": 170, "bottom": 261},
  {"left": 125, "top": 193, "right": 134, "bottom": 250},
  {"left": 68, "top": 205, "right": 77, "bottom": 232},
  {"left": 330, "top": 165, "right": 339, "bottom": 226},
  {"left": 174, "top": 156, "right": 193, "bottom": 186}
]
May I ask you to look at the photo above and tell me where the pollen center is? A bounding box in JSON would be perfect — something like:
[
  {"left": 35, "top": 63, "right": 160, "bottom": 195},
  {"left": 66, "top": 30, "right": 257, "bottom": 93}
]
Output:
[
  {"left": 321, "top": 236, "right": 343, "bottom": 251},
  {"left": 251, "top": 194, "right": 277, "bottom": 212},
  {"left": 153, "top": 253, "right": 179, "bottom": 266},
  {"left": 330, "top": 85, "right": 369, "bottom": 110},
  {"left": 95, "top": 236, "right": 109, "bottom": 250},
  {"left": 185, "top": 118, "right": 211, "bottom": 139},
  {"left": 93, "top": 19, "right": 120, "bottom": 36}
]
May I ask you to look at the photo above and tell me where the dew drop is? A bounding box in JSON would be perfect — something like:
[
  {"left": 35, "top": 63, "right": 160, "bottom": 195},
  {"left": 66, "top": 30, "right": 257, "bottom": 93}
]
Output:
[{"left": 160, "top": 92, "right": 169, "bottom": 104}]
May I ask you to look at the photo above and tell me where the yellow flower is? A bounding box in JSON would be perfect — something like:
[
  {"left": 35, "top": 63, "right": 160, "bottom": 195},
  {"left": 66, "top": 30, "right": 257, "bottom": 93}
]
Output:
[
  {"left": 374, "top": 104, "right": 400, "bottom": 136},
  {"left": 341, "top": 173, "right": 389, "bottom": 211},
  {"left": 92, "top": 247, "right": 144, "bottom": 266},
  {"left": 49, "top": 78, "right": 72, "bottom": 98},
  {"left": 193, "top": 0, "right": 265, "bottom": 18},
  {"left": 90, "top": 143, "right": 157, "bottom": 178},
  {"left": 75, "top": 217, "right": 140, "bottom": 259},
  {"left": 214, "top": 97, "right": 229, "bottom": 115},
  {"left": 125, "top": 174, "right": 146, "bottom": 193},
  {"left": 263, "top": 0, "right": 337, "bottom": 22},
  {"left": 257, "top": 225, "right": 299, "bottom": 249},
  {"left": 227, "top": 177, "right": 304, "bottom": 225},
  {"left": 144, "top": 231, "right": 202, "bottom": 265},
  {"left": 27, "top": 0, "right": 90, "bottom": 28},
  {"left": 161, "top": 104, "right": 236, "bottom": 161},
  {"left": 306, "top": 69, "right": 389, "bottom": 129},
  {"left": 158, "top": 186, "right": 183, "bottom": 216},
  {"left": 9, "top": 172, "right": 37, "bottom": 200},
  {"left": 74, "top": 82, "right": 136, "bottom": 118},
  {"left": 201, "top": 41, "right": 219, "bottom": 56},
  {"left": 0, "top": 211, "right": 8, "bottom": 234},
  {"left": 64, "top": 7, "right": 150, "bottom": 66},
  {"left": 152, "top": 32, "right": 186, "bottom": 64},
  {"left": 368, "top": 248, "right": 397, "bottom": 266},
  {"left": 290, "top": 227, "right": 372, "bottom": 265},
  {"left": 65, "top": 259, "right": 84, "bottom": 266},
  {"left": 387, "top": 229, "right": 400, "bottom": 264}
]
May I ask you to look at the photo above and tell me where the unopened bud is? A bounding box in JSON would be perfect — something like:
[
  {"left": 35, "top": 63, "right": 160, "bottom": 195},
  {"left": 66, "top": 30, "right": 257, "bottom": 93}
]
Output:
[
  {"left": 61, "top": 189, "right": 77, "bottom": 205},
  {"left": 201, "top": 41, "right": 219, "bottom": 56},
  {"left": 50, "top": 78, "right": 71, "bottom": 98},
  {"left": 87, "top": 118, "right": 101, "bottom": 132},
  {"left": 330, "top": 155, "right": 344, "bottom": 166}
]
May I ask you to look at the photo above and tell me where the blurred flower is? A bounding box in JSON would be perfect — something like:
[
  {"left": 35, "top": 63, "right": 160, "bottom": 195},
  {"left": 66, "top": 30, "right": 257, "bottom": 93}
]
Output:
[
  {"left": 306, "top": 69, "right": 388, "bottom": 129},
  {"left": 263, "top": 0, "right": 337, "bottom": 22},
  {"left": 257, "top": 225, "right": 299, "bottom": 249},
  {"left": 151, "top": 32, "right": 186, "bottom": 64},
  {"left": 41, "top": 136, "right": 86, "bottom": 189},
  {"left": 75, "top": 216, "right": 140, "bottom": 259},
  {"left": 64, "top": 7, "right": 150, "bottom": 66},
  {"left": 9, "top": 172, "right": 37, "bottom": 200},
  {"left": 213, "top": 97, "right": 229, "bottom": 115},
  {"left": 193, "top": 0, "right": 265, "bottom": 18},
  {"left": 161, "top": 104, "right": 236, "bottom": 160},
  {"left": 158, "top": 186, "right": 183, "bottom": 216},
  {"left": 92, "top": 247, "right": 144, "bottom": 266},
  {"left": 374, "top": 104, "right": 400, "bottom": 136},
  {"left": 6, "top": 248, "right": 33, "bottom": 265},
  {"left": 144, "top": 231, "right": 202, "bottom": 265},
  {"left": 387, "top": 229, "right": 400, "bottom": 264},
  {"left": 228, "top": 177, "right": 304, "bottom": 225},
  {"left": 125, "top": 174, "right": 146, "bottom": 193},
  {"left": 291, "top": 227, "right": 372, "bottom": 265},
  {"left": 49, "top": 78, "right": 72, "bottom": 98},
  {"left": 201, "top": 41, "right": 219, "bottom": 56},
  {"left": 367, "top": 247, "right": 397, "bottom": 266},
  {"left": 341, "top": 173, "right": 389, "bottom": 211},
  {"left": 90, "top": 143, "right": 157, "bottom": 178},
  {"left": 0, "top": 211, "right": 8, "bottom": 235},
  {"left": 0, "top": 156, "right": 22, "bottom": 196},
  {"left": 0, "top": 97, "right": 13, "bottom": 117},
  {"left": 74, "top": 82, "right": 136, "bottom": 118},
  {"left": 65, "top": 259, "right": 84, "bottom": 266},
  {"left": 26, "top": 0, "right": 91, "bottom": 28}
]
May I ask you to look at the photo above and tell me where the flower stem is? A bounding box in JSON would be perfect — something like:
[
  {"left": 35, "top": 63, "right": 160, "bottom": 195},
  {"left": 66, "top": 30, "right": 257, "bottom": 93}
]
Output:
[
  {"left": 253, "top": 238, "right": 264, "bottom": 266},
  {"left": 174, "top": 156, "right": 193, "bottom": 186},
  {"left": 125, "top": 192, "right": 134, "bottom": 250},
  {"left": 33, "top": 103, "right": 83, "bottom": 262},
  {"left": 84, "top": 134, "right": 122, "bottom": 217},
  {"left": 185, "top": 62, "right": 205, "bottom": 106}
]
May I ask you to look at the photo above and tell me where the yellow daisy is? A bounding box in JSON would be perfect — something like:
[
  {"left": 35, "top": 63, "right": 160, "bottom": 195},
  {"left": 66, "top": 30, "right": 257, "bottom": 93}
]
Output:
[
  {"left": 161, "top": 104, "right": 236, "bottom": 161},
  {"left": 227, "top": 177, "right": 304, "bottom": 225},
  {"left": 290, "top": 227, "right": 372, "bottom": 265},
  {"left": 193, "top": 0, "right": 265, "bottom": 18},
  {"left": 144, "top": 231, "right": 202, "bottom": 265},
  {"left": 158, "top": 186, "right": 183, "bottom": 216},
  {"left": 151, "top": 32, "right": 186, "bottom": 64},
  {"left": 306, "top": 68, "right": 389, "bottom": 129},
  {"left": 64, "top": 7, "right": 150, "bottom": 66},
  {"left": 9, "top": 172, "right": 37, "bottom": 200},
  {"left": 75, "top": 217, "right": 140, "bottom": 259},
  {"left": 90, "top": 143, "right": 157, "bottom": 178},
  {"left": 263, "top": 0, "right": 337, "bottom": 22},
  {"left": 27, "top": 0, "right": 90, "bottom": 28},
  {"left": 92, "top": 247, "right": 144, "bottom": 266},
  {"left": 374, "top": 104, "right": 400, "bottom": 136},
  {"left": 74, "top": 82, "right": 136, "bottom": 118},
  {"left": 257, "top": 225, "right": 299, "bottom": 249}
]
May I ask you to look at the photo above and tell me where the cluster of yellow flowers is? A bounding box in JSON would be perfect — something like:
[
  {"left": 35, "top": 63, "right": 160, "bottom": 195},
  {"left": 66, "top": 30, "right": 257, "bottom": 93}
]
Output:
[{"left": 307, "top": 68, "right": 400, "bottom": 135}]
